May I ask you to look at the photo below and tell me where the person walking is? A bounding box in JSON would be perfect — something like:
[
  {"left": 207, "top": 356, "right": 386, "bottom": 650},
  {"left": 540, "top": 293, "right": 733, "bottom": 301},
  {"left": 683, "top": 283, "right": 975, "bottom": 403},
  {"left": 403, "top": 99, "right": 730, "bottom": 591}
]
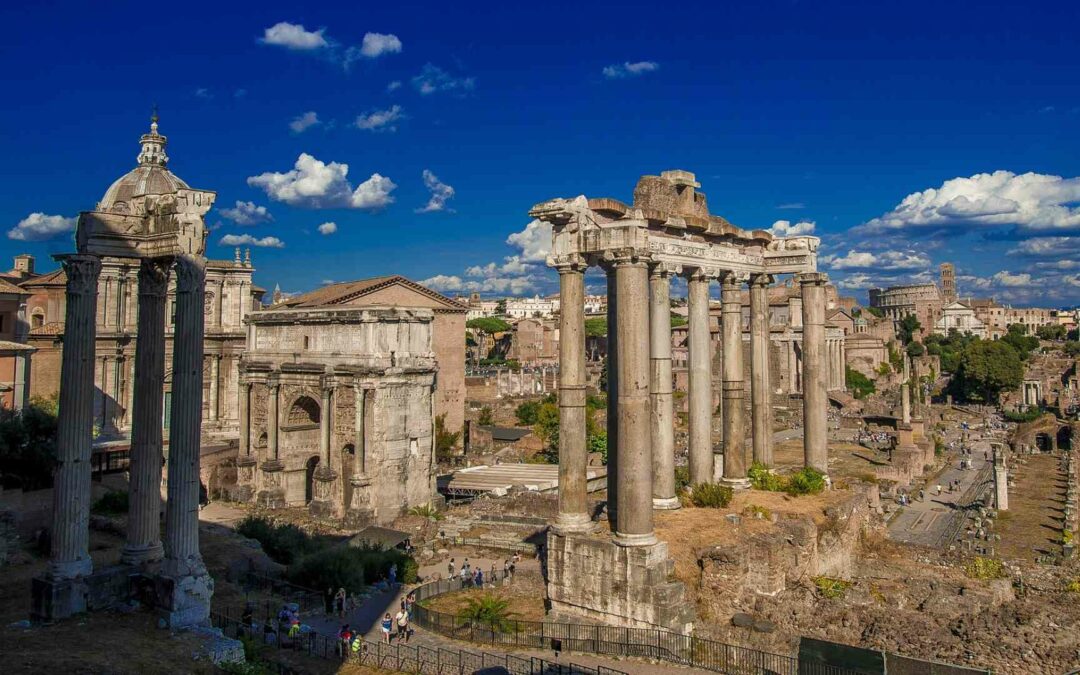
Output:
[
  {"left": 389, "top": 563, "right": 398, "bottom": 587},
  {"left": 381, "top": 613, "right": 393, "bottom": 644},
  {"left": 324, "top": 587, "right": 335, "bottom": 615},
  {"left": 395, "top": 606, "right": 410, "bottom": 644},
  {"left": 448, "top": 558, "right": 456, "bottom": 577},
  {"left": 335, "top": 587, "right": 347, "bottom": 618}
]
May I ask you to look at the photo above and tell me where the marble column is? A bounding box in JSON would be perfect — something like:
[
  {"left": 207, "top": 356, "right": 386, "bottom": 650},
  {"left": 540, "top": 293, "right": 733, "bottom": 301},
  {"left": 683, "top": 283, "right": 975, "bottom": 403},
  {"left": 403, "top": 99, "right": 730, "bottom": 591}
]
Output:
[
  {"left": 122, "top": 257, "right": 171, "bottom": 566},
  {"left": 687, "top": 269, "right": 714, "bottom": 485},
  {"left": 800, "top": 272, "right": 829, "bottom": 475},
  {"left": 48, "top": 254, "right": 101, "bottom": 580},
  {"left": 161, "top": 254, "right": 213, "bottom": 627},
  {"left": 311, "top": 380, "right": 338, "bottom": 517},
  {"left": 720, "top": 273, "right": 749, "bottom": 488},
  {"left": 750, "top": 274, "right": 774, "bottom": 467},
  {"left": 258, "top": 374, "right": 285, "bottom": 508},
  {"left": 353, "top": 384, "right": 366, "bottom": 475},
  {"left": 208, "top": 356, "right": 220, "bottom": 421},
  {"left": 649, "top": 264, "right": 679, "bottom": 509},
  {"left": 236, "top": 374, "right": 256, "bottom": 501},
  {"left": 554, "top": 258, "right": 592, "bottom": 532},
  {"left": 613, "top": 252, "right": 656, "bottom": 547},
  {"left": 605, "top": 265, "right": 619, "bottom": 525},
  {"left": 901, "top": 381, "right": 911, "bottom": 424}
]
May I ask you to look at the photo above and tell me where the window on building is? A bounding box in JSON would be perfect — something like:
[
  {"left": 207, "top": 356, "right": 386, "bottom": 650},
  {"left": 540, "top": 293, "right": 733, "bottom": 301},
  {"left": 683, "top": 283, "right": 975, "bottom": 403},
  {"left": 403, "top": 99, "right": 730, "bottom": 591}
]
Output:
[
  {"left": 31, "top": 310, "right": 45, "bottom": 329},
  {"left": 303, "top": 335, "right": 310, "bottom": 350}
]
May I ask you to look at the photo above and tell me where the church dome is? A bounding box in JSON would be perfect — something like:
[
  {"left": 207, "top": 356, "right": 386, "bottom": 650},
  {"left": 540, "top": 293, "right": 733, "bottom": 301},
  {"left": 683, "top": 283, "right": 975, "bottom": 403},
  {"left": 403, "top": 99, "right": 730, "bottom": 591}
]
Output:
[{"left": 97, "top": 114, "right": 189, "bottom": 214}]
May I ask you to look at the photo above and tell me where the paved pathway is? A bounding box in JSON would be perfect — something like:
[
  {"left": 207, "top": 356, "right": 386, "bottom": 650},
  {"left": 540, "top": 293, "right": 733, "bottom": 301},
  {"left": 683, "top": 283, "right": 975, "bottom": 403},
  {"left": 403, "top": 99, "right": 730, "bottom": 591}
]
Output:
[{"left": 887, "top": 436, "right": 993, "bottom": 547}]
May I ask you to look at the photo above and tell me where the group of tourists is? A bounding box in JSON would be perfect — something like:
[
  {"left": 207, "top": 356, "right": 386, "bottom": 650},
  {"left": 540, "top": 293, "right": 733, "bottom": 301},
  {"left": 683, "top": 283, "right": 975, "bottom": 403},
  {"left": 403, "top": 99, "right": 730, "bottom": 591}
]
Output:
[
  {"left": 446, "top": 554, "right": 520, "bottom": 587},
  {"left": 379, "top": 592, "right": 417, "bottom": 645}
]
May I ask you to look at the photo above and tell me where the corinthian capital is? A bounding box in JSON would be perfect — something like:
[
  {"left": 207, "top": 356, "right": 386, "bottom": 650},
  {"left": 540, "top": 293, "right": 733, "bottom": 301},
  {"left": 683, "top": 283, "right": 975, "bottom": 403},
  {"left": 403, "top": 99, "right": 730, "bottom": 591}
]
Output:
[
  {"left": 137, "top": 257, "right": 173, "bottom": 298},
  {"left": 549, "top": 253, "right": 588, "bottom": 274},
  {"left": 59, "top": 255, "right": 102, "bottom": 296},
  {"left": 173, "top": 255, "right": 206, "bottom": 294}
]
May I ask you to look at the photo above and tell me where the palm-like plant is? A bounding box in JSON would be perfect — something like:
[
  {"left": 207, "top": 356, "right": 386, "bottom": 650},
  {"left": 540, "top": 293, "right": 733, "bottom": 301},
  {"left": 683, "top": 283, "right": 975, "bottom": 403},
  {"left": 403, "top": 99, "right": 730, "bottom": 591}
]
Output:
[{"left": 457, "top": 593, "right": 516, "bottom": 631}]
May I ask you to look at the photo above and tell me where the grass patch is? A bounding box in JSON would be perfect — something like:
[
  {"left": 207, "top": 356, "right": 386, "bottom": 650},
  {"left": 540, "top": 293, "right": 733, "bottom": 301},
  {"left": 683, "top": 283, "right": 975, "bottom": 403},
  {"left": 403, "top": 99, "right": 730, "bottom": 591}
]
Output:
[
  {"left": 742, "top": 504, "right": 772, "bottom": 520},
  {"left": 408, "top": 504, "right": 444, "bottom": 521},
  {"left": 963, "top": 556, "right": 1006, "bottom": 580},
  {"left": 813, "top": 576, "right": 852, "bottom": 599},
  {"left": 688, "top": 482, "right": 733, "bottom": 508},
  {"left": 1066, "top": 578, "right": 1080, "bottom": 594},
  {"left": 747, "top": 463, "right": 827, "bottom": 496}
]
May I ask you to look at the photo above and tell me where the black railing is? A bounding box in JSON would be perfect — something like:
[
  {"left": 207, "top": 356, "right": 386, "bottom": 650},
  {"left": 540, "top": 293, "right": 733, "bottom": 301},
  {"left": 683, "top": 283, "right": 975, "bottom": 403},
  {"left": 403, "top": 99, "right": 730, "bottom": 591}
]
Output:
[
  {"left": 241, "top": 573, "right": 323, "bottom": 615},
  {"left": 212, "top": 608, "right": 626, "bottom": 675},
  {"left": 409, "top": 571, "right": 798, "bottom": 675}
]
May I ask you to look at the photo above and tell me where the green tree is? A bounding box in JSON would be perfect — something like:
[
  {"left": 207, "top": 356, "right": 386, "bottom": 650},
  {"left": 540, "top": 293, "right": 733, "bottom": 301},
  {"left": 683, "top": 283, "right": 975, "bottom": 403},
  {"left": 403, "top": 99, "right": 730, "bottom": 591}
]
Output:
[
  {"left": 865, "top": 306, "right": 885, "bottom": 319},
  {"left": 953, "top": 340, "right": 1023, "bottom": 403},
  {"left": 533, "top": 401, "right": 560, "bottom": 452},
  {"left": 457, "top": 593, "right": 516, "bottom": 631},
  {"left": 434, "top": 414, "right": 460, "bottom": 460},
  {"left": 897, "top": 314, "right": 921, "bottom": 344},
  {"left": 477, "top": 406, "right": 495, "bottom": 426},
  {"left": 905, "top": 341, "right": 926, "bottom": 357},
  {"left": 584, "top": 317, "right": 608, "bottom": 337},
  {"left": 1036, "top": 323, "right": 1067, "bottom": 341},
  {"left": 1064, "top": 341, "right": 1080, "bottom": 357},
  {"left": 0, "top": 394, "right": 59, "bottom": 490},
  {"left": 670, "top": 313, "right": 687, "bottom": 328},
  {"left": 587, "top": 429, "right": 608, "bottom": 464},
  {"left": 845, "top": 367, "right": 875, "bottom": 399},
  {"left": 467, "top": 317, "right": 511, "bottom": 334},
  {"left": 514, "top": 400, "right": 542, "bottom": 426},
  {"left": 1001, "top": 323, "right": 1039, "bottom": 360}
]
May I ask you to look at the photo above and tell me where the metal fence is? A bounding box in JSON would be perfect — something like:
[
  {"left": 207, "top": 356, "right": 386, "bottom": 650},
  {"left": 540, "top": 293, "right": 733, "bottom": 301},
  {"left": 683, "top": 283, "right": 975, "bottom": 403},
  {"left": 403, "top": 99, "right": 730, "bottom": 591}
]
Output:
[
  {"left": 241, "top": 573, "right": 324, "bottom": 615},
  {"left": 212, "top": 609, "right": 627, "bottom": 675},
  {"left": 410, "top": 572, "right": 798, "bottom": 675}
]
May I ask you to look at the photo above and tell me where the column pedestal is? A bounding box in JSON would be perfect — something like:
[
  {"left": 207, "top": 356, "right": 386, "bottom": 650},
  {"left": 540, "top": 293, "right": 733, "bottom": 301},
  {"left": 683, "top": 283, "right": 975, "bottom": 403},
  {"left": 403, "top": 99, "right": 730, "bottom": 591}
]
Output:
[
  {"left": 257, "top": 460, "right": 287, "bottom": 509},
  {"left": 308, "top": 467, "right": 339, "bottom": 518},
  {"left": 235, "top": 456, "right": 257, "bottom": 502},
  {"left": 345, "top": 475, "right": 375, "bottom": 527}
]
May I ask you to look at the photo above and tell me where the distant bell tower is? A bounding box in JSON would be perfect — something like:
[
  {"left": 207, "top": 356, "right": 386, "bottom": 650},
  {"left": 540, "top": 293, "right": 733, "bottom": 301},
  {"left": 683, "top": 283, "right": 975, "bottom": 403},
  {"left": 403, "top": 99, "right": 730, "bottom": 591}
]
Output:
[{"left": 940, "top": 262, "right": 956, "bottom": 303}]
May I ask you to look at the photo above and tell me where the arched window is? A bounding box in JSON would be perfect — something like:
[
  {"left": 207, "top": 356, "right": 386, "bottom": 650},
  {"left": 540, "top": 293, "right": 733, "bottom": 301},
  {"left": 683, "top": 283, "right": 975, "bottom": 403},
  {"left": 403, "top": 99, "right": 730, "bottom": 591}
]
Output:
[
  {"left": 287, "top": 396, "right": 320, "bottom": 426},
  {"left": 31, "top": 309, "right": 45, "bottom": 329}
]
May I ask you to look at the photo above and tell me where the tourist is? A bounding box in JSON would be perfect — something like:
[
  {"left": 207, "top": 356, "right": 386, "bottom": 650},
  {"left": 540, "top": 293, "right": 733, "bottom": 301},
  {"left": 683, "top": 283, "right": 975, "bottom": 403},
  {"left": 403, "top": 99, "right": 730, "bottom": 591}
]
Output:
[
  {"left": 460, "top": 565, "right": 470, "bottom": 585},
  {"left": 324, "top": 586, "right": 335, "bottom": 615},
  {"left": 395, "top": 606, "right": 410, "bottom": 644},
  {"left": 448, "top": 558, "right": 456, "bottom": 577},
  {"left": 277, "top": 604, "right": 291, "bottom": 633},
  {"left": 335, "top": 587, "right": 347, "bottom": 618},
  {"left": 508, "top": 559, "right": 516, "bottom": 580},
  {"left": 936, "top": 483, "right": 942, "bottom": 495},
  {"left": 351, "top": 633, "right": 364, "bottom": 658},
  {"left": 337, "top": 624, "right": 352, "bottom": 657},
  {"left": 503, "top": 559, "right": 511, "bottom": 581},
  {"left": 406, "top": 591, "right": 416, "bottom": 615},
  {"left": 919, "top": 489, "right": 925, "bottom": 502},
  {"left": 491, "top": 562, "right": 498, "bottom": 581},
  {"left": 463, "top": 557, "right": 471, "bottom": 573},
  {"left": 475, "top": 568, "right": 484, "bottom": 588},
  {"left": 389, "top": 563, "right": 398, "bottom": 586},
  {"left": 381, "top": 613, "right": 393, "bottom": 644}
]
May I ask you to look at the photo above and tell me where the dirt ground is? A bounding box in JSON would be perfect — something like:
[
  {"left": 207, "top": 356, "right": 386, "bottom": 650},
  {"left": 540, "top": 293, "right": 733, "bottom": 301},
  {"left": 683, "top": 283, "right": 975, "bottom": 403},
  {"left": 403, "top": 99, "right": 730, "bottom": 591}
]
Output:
[
  {"left": 995, "top": 453, "right": 1068, "bottom": 562},
  {"left": 419, "top": 572, "right": 548, "bottom": 622}
]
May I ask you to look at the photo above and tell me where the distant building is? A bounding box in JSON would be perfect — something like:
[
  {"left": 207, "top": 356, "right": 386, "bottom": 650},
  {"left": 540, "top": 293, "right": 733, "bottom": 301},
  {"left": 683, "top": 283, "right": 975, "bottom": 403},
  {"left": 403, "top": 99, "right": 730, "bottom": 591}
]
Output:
[
  {"left": 507, "top": 317, "right": 558, "bottom": 365},
  {"left": 463, "top": 292, "right": 500, "bottom": 321},
  {"left": 583, "top": 295, "right": 606, "bottom": 315},
  {"left": 934, "top": 301, "right": 988, "bottom": 339},
  {"left": 0, "top": 271, "right": 32, "bottom": 410},
  {"left": 505, "top": 295, "right": 559, "bottom": 319},
  {"left": 868, "top": 282, "right": 943, "bottom": 338},
  {"left": 940, "top": 262, "right": 957, "bottom": 303}
]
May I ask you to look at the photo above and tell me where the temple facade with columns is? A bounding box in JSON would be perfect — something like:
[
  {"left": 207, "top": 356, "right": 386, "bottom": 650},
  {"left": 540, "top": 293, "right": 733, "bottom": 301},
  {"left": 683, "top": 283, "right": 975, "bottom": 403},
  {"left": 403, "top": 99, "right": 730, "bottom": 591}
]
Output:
[
  {"left": 533, "top": 170, "right": 826, "bottom": 632},
  {"left": 32, "top": 115, "right": 215, "bottom": 627}
]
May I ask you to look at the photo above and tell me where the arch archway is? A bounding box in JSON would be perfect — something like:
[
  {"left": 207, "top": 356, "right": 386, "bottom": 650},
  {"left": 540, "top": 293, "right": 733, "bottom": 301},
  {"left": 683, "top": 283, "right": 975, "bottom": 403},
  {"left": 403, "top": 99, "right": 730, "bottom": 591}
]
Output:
[
  {"left": 304, "top": 455, "right": 320, "bottom": 503},
  {"left": 1057, "top": 426, "right": 1071, "bottom": 452},
  {"left": 1035, "top": 433, "right": 1052, "bottom": 453},
  {"left": 288, "top": 396, "right": 320, "bottom": 427}
]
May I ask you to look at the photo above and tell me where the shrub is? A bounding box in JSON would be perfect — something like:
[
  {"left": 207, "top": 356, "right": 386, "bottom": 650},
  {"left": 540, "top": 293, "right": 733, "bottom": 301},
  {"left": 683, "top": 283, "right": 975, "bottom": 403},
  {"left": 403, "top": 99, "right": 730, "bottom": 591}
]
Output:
[
  {"left": 845, "top": 367, "right": 875, "bottom": 399},
  {"left": 1003, "top": 406, "right": 1043, "bottom": 423},
  {"left": 477, "top": 406, "right": 495, "bottom": 426},
  {"left": 287, "top": 544, "right": 417, "bottom": 592},
  {"left": 236, "top": 516, "right": 321, "bottom": 565},
  {"left": 1063, "top": 529, "right": 1074, "bottom": 546},
  {"left": 514, "top": 400, "right": 542, "bottom": 426},
  {"left": 91, "top": 489, "right": 129, "bottom": 515},
  {"left": 785, "top": 468, "right": 826, "bottom": 496},
  {"left": 813, "top": 576, "right": 852, "bottom": 599},
  {"left": 743, "top": 504, "right": 772, "bottom": 520},
  {"left": 963, "top": 556, "right": 1005, "bottom": 580},
  {"left": 748, "top": 462, "right": 786, "bottom": 492},
  {"left": 1067, "top": 578, "right": 1080, "bottom": 594},
  {"left": 457, "top": 593, "right": 516, "bottom": 631},
  {"left": 408, "top": 504, "right": 444, "bottom": 521},
  {"left": 674, "top": 466, "right": 691, "bottom": 493},
  {"left": 689, "top": 482, "right": 733, "bottom": 508}
]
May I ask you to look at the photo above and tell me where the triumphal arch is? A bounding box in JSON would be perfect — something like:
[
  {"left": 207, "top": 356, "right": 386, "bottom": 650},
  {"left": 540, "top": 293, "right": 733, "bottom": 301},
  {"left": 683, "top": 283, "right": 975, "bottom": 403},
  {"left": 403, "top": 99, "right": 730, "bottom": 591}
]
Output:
[
  {"left": 533, "top": 170, "right": 824, "bottom": 631},
  {"left": 32, "top": 116, "right": 215, "bottom": 627}
]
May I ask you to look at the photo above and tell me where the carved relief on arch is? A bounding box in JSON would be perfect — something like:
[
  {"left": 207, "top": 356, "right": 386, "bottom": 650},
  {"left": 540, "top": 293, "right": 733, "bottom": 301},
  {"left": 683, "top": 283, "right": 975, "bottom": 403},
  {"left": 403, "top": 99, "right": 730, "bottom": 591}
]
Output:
[{"left": 286, "top": 395, "right": 321, "bottom": 427}]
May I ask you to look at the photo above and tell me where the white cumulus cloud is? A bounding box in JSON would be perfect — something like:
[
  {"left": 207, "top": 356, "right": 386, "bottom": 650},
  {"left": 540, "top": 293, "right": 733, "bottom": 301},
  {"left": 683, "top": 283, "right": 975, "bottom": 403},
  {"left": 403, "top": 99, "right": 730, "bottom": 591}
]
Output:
[
  {"left": 317, "top": 222, "right": 337, "bottom": 235},
  {"left": 220, "top": 234, "right": 285, "bottom": 248},
  {"left": 416, "top": 170, "right": 455, "bottom": 213},
  {"left": 289, "top": 111, "right": 320, "bottom": 134},
  {"left": 421, "top": 274, "right": 538, "bottom": 296},
  {"left": 359, "top": 32, "right": 402, "bottom": 57},
  {"left": 247, "top": 154, "right": 396, "bottom": 210},
  {"left": 767, "top": 220, "right": 816, "bottom": 237},
  {"left": 355, "top": 105, "right": 403, "bottom": 132},
  {"left": 505, "top": 219, "right": 552, "bottom": 262},
  {"left": 387, "top": 80, "right": 402, "bottom": 92},
  {"left": 602, "top": 61, "right": 659, "bottom": 79},
  {"left": 220, "top": 200, "right": 272, "bottom": 226},
  {"left": 820, "top": 249, "right": 930, "bottom": 271},
  {"left": 854, "top": 171, "right": 1080, "bottom": 236},
  {"left": 8, "top": 213, "right": 76, "bottom": 241},
  {"left": 260, "top": 22, "right": 328, "bottom": 50},
  {"left": 991, "top": 271, "right": 1033, "bottom": 287},
  {"left": 411, "top": 64, "right": 475, "bottom": 95}
]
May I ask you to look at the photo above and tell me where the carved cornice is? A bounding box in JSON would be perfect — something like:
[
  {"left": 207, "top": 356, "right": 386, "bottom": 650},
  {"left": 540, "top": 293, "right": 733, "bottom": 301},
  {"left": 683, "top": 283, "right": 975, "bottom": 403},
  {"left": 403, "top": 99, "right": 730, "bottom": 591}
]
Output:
[
  {"left": 137, "top": 257, "right": 173, "bottom": 298},
  {"left": 749, "top": 273, "right": 775, "bottom": 288},
  {"left": 59, "top": 255, "right": 102, "bottom": 296}
]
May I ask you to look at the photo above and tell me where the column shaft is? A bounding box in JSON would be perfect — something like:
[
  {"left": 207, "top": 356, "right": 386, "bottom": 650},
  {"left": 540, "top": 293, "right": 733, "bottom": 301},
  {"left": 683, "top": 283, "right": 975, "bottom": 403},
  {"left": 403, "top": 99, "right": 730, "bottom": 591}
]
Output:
[
  {"left": 320, "top": 385, "right": 332, "bottom": 465},
  {"left": 554, "top": 263, "right": 591, "bottom": 531},
  {"left": 48, "top": 255, "right": 101, "bottom": 579},
  {"left": 268, "top": 380, "right": 280, "bottom": 461},
  {"left": 209, "top": 356, "right": 220, "bottom": 421},
  {"left": 238, "top": 379, "right": 251, "bottom": 457},
  {"left": 750, "top": 274, "right": 774, "bottom": 467},
  {"left": 649, "top": 266, "right": 678, "bottom": 509},
  {"left": 605, "top": 267, "right": 619, "bottom": 525},
  {"left": 614, "top": 258, "right": 656, "bottom": 546},
  {"left": 721, "top": 274, "right": 748, "bottom": 486},
  {"left": 164, "top": 255, "right": 208, "bottom": 577},
  {"left": 354, "top": 385, "right": 366, "bottom": 475},
  {"left": 687, "top": 271, "right": 713, "bottom": 485},
  {"left": 123, "top": 258, "right": 171, "bottom": 565},
  {"left": 801, "top": 273, "right": 829, "bottom": 474}
]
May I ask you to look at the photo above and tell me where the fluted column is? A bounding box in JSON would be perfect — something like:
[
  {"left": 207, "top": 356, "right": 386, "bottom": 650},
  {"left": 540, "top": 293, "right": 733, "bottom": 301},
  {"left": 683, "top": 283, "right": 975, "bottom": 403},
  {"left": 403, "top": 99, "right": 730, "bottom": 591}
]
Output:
[
  {"left": 311, "top": 379, "right": 338, "bottom": 517},
  {"left": 320, "top": 383, "right": 332, "bottom": 466},
  {"left": 122, "top": 257, "right": 171, "bottom": 566},
  {"left": 605, "top": 265, "right": 619, "bottom": 526},
  {"left": 268, "top": 377, "right": 281, "bottom": 461},
  {"left": 687, "top": 269, "right": 714, "bottom": 485},
  {"left": 720, "top": 273, "right": 749, "bottom": 488},
  {"left": 208, "top": 356, "right": 220, "bottom": 421},
  {"left": 554, "top": 257, "right": 592, "bottom": 532},
  {"left": 163, "top": 255, "right": 209, "bottom": 587},
  {"left": 236, "top": 372, "right": 256, "bottom": 501},
  {"left": 613, "top": 252, "right": 656, "bottom": 547},
  {"left": 353, "top": 384, "right": 366, "bottom": 475},
  {"left": 800, "top": 272, "right": 829, "bottom": 475},
  {"left": 48, "top": 254, "right": 101, "bottom": 580},
  {"left": 649, "top": 263, "right": 679, "bottom": 509},
  {"left": 750, "top": 274, "right": 774, "bottom": 467}
]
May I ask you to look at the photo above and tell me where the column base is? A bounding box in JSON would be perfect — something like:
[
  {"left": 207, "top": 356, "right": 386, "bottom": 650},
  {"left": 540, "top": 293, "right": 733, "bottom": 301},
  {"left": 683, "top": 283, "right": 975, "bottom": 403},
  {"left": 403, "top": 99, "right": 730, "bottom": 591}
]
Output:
[
  {"left": 47, "top": 556, "right": 93, "bottom": 581},
  {"left": 546, "top": 530, "right": 694, "bottom": 633},
  {"left": 256, "top": 489, "right": 286, "bottom": 510},
  {"left": 552, "top": 512, "right": 596, "bottom": 534},
  {"left": 652, "top": 496, "right": 681, "bottom": 510},
  {"left": 720, "top": 477, "right": 752, "bottom": 490},
  {"left": 613, "top": 531, "right": 659, "bottom": 547},
  {"left": 120, "top": 541, "right": 164, "bottom": 566},
  {"left": 154, "top": 569, "right": 214, "bottom": 628}
]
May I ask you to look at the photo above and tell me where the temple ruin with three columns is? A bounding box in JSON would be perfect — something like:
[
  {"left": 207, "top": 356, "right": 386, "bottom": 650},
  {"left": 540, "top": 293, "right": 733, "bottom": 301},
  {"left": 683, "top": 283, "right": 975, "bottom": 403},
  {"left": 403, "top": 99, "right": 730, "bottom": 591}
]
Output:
[
  {"left": 31, "top": 116, "right": 215, "bottom": 626},
  {"left": 533, "top": 170, "right": 826, "bottom": 631}
]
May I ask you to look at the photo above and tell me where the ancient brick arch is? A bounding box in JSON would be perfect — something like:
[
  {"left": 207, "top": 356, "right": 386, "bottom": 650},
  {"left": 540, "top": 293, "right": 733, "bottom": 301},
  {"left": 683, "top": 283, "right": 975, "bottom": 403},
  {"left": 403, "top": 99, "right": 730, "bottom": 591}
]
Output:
[{"left": 287, "top": 395, "right": 320, "bottom": 426}]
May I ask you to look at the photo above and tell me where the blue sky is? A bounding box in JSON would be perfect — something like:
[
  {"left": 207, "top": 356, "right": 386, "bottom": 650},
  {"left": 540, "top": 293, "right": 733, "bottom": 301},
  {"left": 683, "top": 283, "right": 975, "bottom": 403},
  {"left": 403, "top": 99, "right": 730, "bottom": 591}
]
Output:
[{"left": 2, "top": 0, "right": 1079, "bottom": 306}]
